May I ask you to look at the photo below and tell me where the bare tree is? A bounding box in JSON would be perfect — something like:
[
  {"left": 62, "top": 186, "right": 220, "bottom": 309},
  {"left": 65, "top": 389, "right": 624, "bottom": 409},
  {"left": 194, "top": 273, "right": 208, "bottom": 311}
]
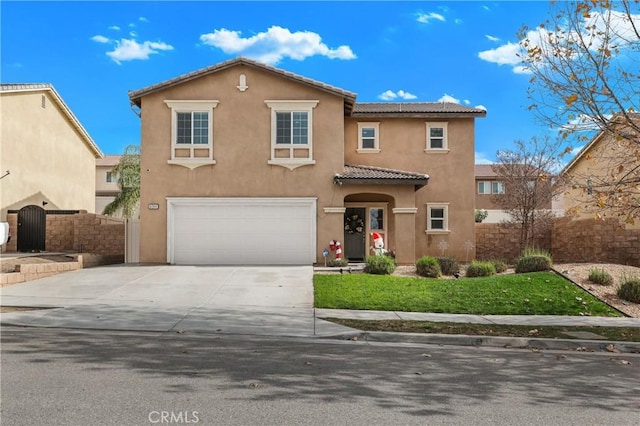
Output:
[
  {"left": 103, "top": 145, "right": 140, "bottom": 219},
  {"left": 492, "top": 138, "right": 564, "bottom": 250},
  {"left": 519, "top": 0, "right": 640, "bottom": 221}
]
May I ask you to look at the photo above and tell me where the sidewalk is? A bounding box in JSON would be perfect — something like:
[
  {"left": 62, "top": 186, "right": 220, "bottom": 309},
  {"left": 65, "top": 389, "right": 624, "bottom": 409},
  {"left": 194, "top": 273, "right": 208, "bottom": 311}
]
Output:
[{"left": 315, "top": 308, "right": 640, "bottom": 327}]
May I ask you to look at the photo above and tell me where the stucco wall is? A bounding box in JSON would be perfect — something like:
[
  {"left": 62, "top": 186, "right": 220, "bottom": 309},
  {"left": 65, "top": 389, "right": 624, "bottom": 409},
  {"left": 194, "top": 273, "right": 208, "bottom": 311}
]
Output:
[
  {"left": 344, "top": 117, "right": 477, "bottom": 260},
  {"left": 0, "top": 91, "right": 97, "bottom": 220},
  {"left": 138, "top": 64, "right": 346, "bottom": 264}
]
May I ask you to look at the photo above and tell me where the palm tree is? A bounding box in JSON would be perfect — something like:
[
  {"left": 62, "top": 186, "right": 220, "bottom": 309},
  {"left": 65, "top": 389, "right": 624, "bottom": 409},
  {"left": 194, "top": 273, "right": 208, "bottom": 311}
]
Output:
[{"left": 103, "top": 145, "right": 140, "bottom": 219}]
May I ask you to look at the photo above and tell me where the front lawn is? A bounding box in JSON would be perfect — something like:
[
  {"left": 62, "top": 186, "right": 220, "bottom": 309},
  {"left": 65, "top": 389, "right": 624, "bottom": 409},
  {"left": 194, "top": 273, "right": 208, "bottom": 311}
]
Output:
[{"left": 314, "top": 272, "right": 623, "bottom": 316}]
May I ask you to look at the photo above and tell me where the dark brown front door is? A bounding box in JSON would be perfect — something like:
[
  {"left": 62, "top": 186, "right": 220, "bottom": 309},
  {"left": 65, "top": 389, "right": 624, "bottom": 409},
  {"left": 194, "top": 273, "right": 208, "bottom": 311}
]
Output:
[{"left": 344, "top": 207, "right": 366, "bottom": 261}]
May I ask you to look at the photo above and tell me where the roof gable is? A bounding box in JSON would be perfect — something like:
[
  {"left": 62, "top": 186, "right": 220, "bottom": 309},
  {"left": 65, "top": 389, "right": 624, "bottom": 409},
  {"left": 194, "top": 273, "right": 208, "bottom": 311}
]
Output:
[
  {"left": 129, "top": 57, "right": 357, "bottom": 113},
  {"left": 0, "top": 83, "right": 103, "bottom": 159}
]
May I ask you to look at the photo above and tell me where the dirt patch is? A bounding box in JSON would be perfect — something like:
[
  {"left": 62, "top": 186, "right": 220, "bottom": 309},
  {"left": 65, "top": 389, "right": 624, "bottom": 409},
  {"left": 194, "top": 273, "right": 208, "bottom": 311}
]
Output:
[
  {"left": 555, "top": 263, "right": 640, "bottom": 319},
  {"left": 1, "top": 255, "right": 76, "bottom": 273}
]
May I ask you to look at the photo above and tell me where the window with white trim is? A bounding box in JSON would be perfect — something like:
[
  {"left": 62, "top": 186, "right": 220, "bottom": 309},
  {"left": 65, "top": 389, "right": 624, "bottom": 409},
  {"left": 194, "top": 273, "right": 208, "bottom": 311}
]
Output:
[
  {"left": 426, "top": 203, "right": 449, "bottom": 232},
  {"left": 477, "top": 181, "right": 491, "bottom": 194},
  {"left": 106, "top": 171, "right": 118, "bottom": 183},
  {"left": 164, "top": 100, "right": 219, "bottom": 168},
  {"left": 425, "top": 122, "right": 448, "bottom": 151},
  {"left": 492, "top": 181, "right": 505, "bottom": 194},
  {"left": 265, "top": 100, "right": 318, "bottom": 170},
  {"left": 357, "top": 122, "right": 380, "bottom": 152}
]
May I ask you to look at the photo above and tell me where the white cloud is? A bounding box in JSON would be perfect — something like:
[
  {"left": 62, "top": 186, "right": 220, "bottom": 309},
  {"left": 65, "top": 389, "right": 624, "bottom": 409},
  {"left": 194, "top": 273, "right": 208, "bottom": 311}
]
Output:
[
  {"left": 199, "top": 25, "right": 356, "bottom": 65},
  {"left": 485, "top": 34, "right": 500, "bottom": 42},
  {"left": 437, "top": 93, "right": 460, "bottom": 104},
  {"left": 559, "top": 114, "right": 608, "bottom": 132},
  {"left": 463, "top": 99, "right": 471, "bottom": 105},
  {"left": 475, "top": 105, "right": 488, "bottom": 111},
  {"left": 454, "top": 18, "right": 463, "bottom": 24},
  {"left": 378, "top": 90, "right": 417, "bottom": 101},
  {"left": 416, "top": 12, "right": 446, "bottom": 24},
  {"left": 91, "top": 35, "right": 110, "bottom": 43},
  {"left": 482, "top": 5, "right": 490, "bottom": 11},
  {"left": 139, "top": 16, "right": 149, "bottom": 23},
  {"left": 129, "top": 31, "right": 137, "bottom": 37},
  {"left": 108, "top": 25, "right": 120, "bottom": 31},
  {"left": 478, "top": 40, "right": 521, "bottom": 65},
  {"left": 479, "top": 7, "right": 640, "bottom": 74},
  {"left": 475, "top": 152, "right": 494, "bottom": 164},
  {"left": 106, "top": 39, "right": 174, "bottom": 64}
]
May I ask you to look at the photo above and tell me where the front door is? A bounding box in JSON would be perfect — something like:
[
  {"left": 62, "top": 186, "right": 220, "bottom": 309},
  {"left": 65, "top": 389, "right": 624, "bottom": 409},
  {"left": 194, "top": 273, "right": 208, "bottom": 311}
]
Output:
[{"left": 344, "top": 207, "right": 366, "bottom": 261}]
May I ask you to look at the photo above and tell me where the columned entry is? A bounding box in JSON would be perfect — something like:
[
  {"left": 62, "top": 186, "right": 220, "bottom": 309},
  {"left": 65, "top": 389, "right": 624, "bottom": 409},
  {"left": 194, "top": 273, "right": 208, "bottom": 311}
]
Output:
[{"left": 344, "top": 203, "right": 388, "bottom": 261}]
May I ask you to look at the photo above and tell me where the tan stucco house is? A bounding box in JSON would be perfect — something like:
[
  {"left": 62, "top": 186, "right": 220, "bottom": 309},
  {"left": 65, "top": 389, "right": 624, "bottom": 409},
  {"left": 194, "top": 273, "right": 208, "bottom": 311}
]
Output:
[
  {"left": 560, "top": 115, "right": 639, "bottom": 228},
  {"left": 129, "top": 57, "right": 485, "bottom": 265},
  {"left": 0, "top": 83, "right": 103, "bottom": 220},
  {"left": 95, "top": 155, "right": 121, "bottom": 215}
]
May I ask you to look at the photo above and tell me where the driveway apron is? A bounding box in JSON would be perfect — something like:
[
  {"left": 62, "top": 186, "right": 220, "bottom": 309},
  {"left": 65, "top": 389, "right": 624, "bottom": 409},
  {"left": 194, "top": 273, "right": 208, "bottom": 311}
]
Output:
[{"left": 0, "top": 265, "right": 352, "bottom": 337}]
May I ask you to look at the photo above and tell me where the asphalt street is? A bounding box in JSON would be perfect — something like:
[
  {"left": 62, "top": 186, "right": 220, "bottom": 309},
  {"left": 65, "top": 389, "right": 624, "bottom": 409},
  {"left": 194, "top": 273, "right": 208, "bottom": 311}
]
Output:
[{"left": 2, "top": 327, "right": 639, "bottom": 426}]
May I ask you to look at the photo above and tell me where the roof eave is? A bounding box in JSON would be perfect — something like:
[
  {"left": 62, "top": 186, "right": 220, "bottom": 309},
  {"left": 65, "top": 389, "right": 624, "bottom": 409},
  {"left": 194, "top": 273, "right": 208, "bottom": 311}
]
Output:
[
  {"left": 334, "top": 177, "right": 429, "bottom": 191},
  {"left": 350, "top": 112, "right": 486, "bottom": 118},
  {"left": 129, "top": 57, "right": 357, "bottom": 108}
]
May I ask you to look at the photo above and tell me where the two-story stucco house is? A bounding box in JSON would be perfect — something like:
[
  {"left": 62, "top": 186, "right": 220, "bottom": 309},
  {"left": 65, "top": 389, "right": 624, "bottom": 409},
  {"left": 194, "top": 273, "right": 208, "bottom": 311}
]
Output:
[
  {"left": 95, "top": 155, "right": 121, "bottom": 216},
  {"left": 129, "top": 57, "right": 485, "bottom": 265},
  {"left": 0, "top": 83, "right": 103, "bottom": 220}
]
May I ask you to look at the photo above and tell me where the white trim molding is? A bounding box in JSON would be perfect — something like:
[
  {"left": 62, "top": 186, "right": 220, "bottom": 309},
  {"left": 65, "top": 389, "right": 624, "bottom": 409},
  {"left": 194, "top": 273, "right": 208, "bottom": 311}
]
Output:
[
  {"left": 265, "top": 100, "right": 318, "bottom": 170},
  {"left": 392, "top": 207, "right": 418, "bottom": 214},
  {"left": 323, "top": 207, "right": 347, "bottom": 214},
  {"left": 357, "top": 122, "right": 380, "bottom": 153},
  {"left": 164, "top": 100, "right": 219, "bottom": 167}
]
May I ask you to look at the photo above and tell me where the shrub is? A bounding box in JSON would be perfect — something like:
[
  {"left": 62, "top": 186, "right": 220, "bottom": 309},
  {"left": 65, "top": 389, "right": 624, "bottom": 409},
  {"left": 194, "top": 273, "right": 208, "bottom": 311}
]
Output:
[
  {"left": 416, "top": 256, "right": 441, "bottom": 278},
  {"left": 490, "top": 259, "right": 508, "bottom": 274},
  {"left": 588, "top": 267, "right": 614, "bottom": 286},
  {"left": 465, "top": 261, "right": 496, "bottom": 277},
  {"left": 515, "top": 248, "right": 553, "bottom": 273},
  {"left": 364, "top": 255, "right": 396, "bottom": 275},
  {"left": 328, "top": 258, "right": 349, "bottom": 267},
  {"left": 437, "top": 256, "right": 459, "bottom": 276},
  {"left": 617, "top": 275, "right": 640, "bottom": 304},
  {"left": 475, "top": 209, "right": 488, "bottom": 223}
]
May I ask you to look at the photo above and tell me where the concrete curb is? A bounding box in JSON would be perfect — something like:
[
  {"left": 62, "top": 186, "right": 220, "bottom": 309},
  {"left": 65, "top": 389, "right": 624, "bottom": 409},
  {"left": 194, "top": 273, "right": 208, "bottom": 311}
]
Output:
[{"left": 322, "top": 331, "right": 640, "bottom": 353}]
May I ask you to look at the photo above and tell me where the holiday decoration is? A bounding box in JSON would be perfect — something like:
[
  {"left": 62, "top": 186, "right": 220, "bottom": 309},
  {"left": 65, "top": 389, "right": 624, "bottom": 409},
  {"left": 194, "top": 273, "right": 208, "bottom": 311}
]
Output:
[
  {"left": 329, "top": 240, "right": 343, "bottom": 260},
  {"left": 371, "top": 232, "right": 385, "bottom": 256},
  {"left": 344, "top": 214, "right": 365, "bottom": 234}
]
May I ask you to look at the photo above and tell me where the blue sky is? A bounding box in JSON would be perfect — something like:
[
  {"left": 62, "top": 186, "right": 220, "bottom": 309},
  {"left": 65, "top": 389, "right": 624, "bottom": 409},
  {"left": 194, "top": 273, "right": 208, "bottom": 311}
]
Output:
[{"left": 3, "top": 1, "right": 564, "bottom": 161}]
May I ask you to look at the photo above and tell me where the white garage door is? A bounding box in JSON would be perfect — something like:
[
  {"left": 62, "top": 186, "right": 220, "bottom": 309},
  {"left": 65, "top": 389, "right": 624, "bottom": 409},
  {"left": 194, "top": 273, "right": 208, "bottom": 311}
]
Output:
[{"left": 167, "top": 198, "right": 317, "bottom": 265}]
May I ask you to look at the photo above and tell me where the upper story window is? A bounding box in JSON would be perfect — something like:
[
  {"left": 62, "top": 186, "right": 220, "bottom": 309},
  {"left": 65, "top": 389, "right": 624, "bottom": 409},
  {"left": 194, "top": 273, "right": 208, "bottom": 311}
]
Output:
[
  {"left": 492, "top": 181, "right": 505, "bottom": 194},
  {"left": 425, "top": 122, "right": 448, "bottom": 152},
  {"left": 106, "top": 171, "right": 118, "bottom": 183},
  {"left": 426, "top": 203, "right": 449, "bottom": 233},
  {"left": 357, "top": 122, "right": 380, "bottom": 153},
  {"left": 477, "top": 181, "right": 490, "bottom": 194},
  {"left": 164, "top": 100, "right": 219, "bottom": 169},
  {"left": 265, "top": 100, "right": 318, "bottom": 170}
]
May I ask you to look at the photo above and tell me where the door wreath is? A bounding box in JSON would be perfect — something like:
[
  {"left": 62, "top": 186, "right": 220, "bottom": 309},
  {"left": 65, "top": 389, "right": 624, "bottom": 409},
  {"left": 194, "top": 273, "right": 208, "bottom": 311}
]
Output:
[{"left": 344, "top": 214, "right": 365, "bottom": 234}]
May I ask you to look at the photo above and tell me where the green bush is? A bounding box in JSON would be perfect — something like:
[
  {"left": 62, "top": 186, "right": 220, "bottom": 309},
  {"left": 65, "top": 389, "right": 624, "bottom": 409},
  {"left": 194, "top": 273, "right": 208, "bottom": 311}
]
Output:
[
  {"left": 617, "top": 275, "right": 640, "bottom": 304},
  {"left": 490, "top": 259, "right": 508, "bottom": 274},
  {"left": 588, "top": 267, "right": 614, "bottom": 286},
  {"left": 364, "top": 255, "right": 396, "bottom": 275},
  {"left": 515, "top": 248, "right": 553, "bottom": 273},
  {"left": 465, "top": 261, "right": 496, "bottom": 277},
  {"left": 475, "top": 209, "right": 488, "bottom": 223},
  {"left": 437, "top": 256, "right": 459, "bottom": 276},
  {"left": 328, "top": 258, "right": 349, "bottom": 267},
  {"left": 416, "top": 256, "right": 441, "bottom": 278}
]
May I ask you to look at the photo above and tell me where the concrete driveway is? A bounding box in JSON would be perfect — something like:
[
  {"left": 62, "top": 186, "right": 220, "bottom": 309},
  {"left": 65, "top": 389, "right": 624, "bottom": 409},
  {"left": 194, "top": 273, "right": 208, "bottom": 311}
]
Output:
[{"left": 0, "top": 265, "right": 352, "bottom": 337}]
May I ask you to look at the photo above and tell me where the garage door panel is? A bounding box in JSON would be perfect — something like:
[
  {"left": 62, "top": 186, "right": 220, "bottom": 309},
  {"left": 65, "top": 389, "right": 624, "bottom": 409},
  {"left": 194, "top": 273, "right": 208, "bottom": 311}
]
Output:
[{"left": 168, "top": 198, "right": 316, "bottom": 265}]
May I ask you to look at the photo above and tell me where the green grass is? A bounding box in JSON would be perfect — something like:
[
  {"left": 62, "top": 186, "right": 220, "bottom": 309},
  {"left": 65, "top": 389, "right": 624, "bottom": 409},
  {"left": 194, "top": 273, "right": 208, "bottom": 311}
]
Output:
[
  {"left": 314, "top": 272, "right": 623, "bottom": 317},
  {"left": 324, "top": 319, "right": 640, "bottom": 342}
]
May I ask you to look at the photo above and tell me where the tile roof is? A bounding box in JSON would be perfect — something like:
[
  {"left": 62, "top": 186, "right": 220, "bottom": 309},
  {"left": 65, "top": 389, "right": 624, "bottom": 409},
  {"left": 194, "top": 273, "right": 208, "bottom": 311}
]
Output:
[
  {"left": 0, "top": 83, "right": 103, "bottom": 158},
  {"left": 129, "top": 56, "right": 357, "bottom": 113},
  {"left": 475, "top": 164, "right": 497, "bottom": 178},
  {"left": 96, "top": 155, "right": 122, "bottom": 167},
  {"left": 335, "top": 164, "right": 429, "bottom": 189},
  {"left": 353, "top": 102, "right": 487, "bottom": 117}
]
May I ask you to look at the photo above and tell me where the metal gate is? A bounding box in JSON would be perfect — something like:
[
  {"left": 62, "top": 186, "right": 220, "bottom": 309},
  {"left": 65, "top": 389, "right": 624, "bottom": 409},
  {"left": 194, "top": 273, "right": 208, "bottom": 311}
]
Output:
[{"left": 17, "top": 205, "right": 46, "bottom": 252}]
